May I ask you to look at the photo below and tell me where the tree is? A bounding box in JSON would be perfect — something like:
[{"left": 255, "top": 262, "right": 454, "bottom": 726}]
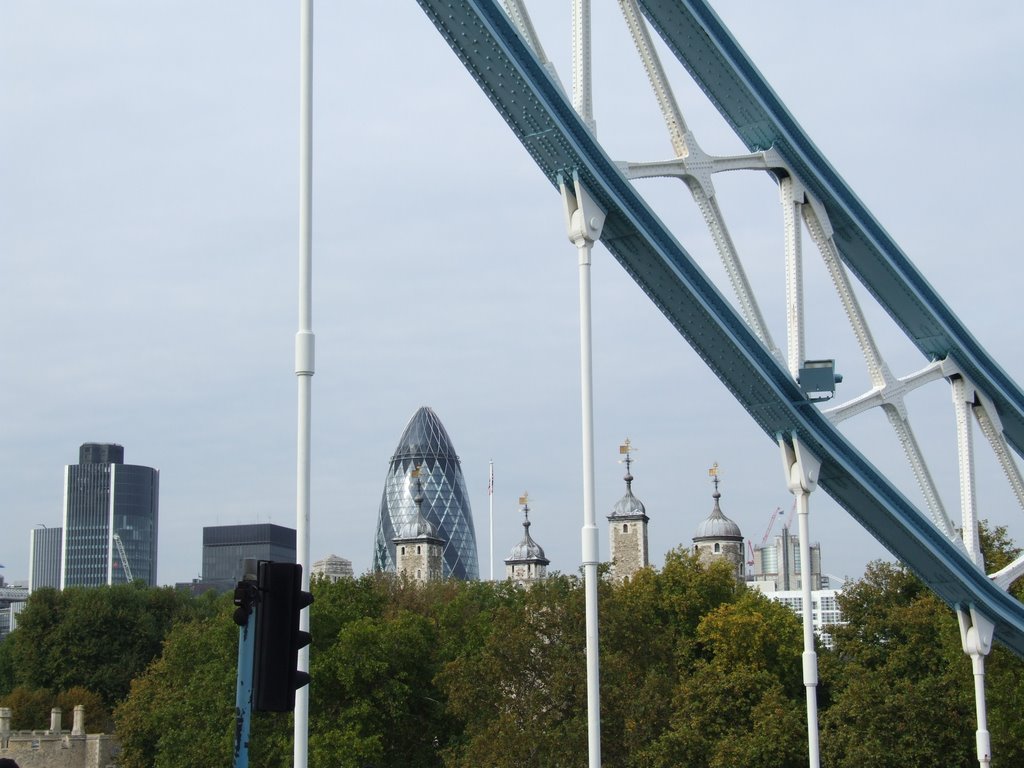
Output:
[
  {"left": 598, "top": 550, "right": 742, "bottom": 767},
  {"left": 0, "top": 636, "right": 15, "bottom": 696},
  {"left": 0, "top": 686, "right": 53, "bottom": 730},
  {"left": 114, "top": 594, "right": 290, "bottom": 768},
  {"left": 310, "top": 610, "right": 445, "bottom": 768},
  {"left": 439, "top": 575, "right": 588, "bottom": 768},
  {"left": 642, "top": 592, "right": 807, "bottom": 768},
  {"left": 821, "top": 561, "right": 979, "bottom": 767},
  {"left": 8, "top": 583, "right": 206, "bottom": 707}
]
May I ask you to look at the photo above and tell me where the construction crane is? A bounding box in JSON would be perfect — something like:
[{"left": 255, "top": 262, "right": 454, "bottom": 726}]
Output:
[
  {"left": 753, "top": 507, "right": 782, "bottom": 569},
  {"left": 112, "top": 532, "right": 134, "bottom": 583}
]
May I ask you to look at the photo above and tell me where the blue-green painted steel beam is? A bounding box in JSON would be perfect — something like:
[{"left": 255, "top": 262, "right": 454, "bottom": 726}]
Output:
[
  {"left": 635, "top": 0, "right": 1024, "bottom": 460},
  {"left": 412, "top": 0, "right": 1024, "bottom": 655}
]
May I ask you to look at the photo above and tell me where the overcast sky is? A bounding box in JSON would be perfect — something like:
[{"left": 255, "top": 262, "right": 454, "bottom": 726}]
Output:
[{"left": 2, "top": 2, "right": 1023, "bottom": 588}]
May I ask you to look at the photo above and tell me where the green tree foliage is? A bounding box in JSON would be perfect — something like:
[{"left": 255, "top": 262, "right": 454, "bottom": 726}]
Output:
[
  {"left": 0, "top": 685, "right": 113, "bottom": 733},
  {"left": 56, "top": 686, "right": 112, "bottom": 733},
  {"left": 0, "top": 635, "right": 15, "bottom": 696},
  {"left": 0, "top": 686, "right": 54, "bottom": 730},
  {"left": 19, "top": 528, "right": 1024, "bottom": 767},
  {"left": 307, "top": 574, "right": 520, "bottom": 768},
  {"left": 820, "top": 558, "right": 1024, "bottom": 767},
  {"left": 8, "top": 583, "right": 209, "bottom": 707},
  {"left": 641, "top": 591, "right": 807, "bottom": 768},
  {"left": 440, "top": 575, "right": 588, "bottom": 768},
  {"left": 114, "top": 593, "right": 291, "bottom": 768}
]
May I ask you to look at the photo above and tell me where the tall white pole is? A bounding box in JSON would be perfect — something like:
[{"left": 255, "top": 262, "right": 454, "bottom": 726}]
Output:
[
  {"left": 795, "top": 488, "right": 820, "bottom": 768},
  {"left": 780, "top": 436, "right": 821, "bottom": 768},
  {"left": 561, "top": 172, "right": 606, "bottom": 768},
  {"left": 489, "top": 460, "right": 494, "bottom": 580},
  {"left": 578, "top": 238, "right": 601, "bottom": 768},
  {"left": 570, "top": 4, "right": 599, "bottom": 763},
  {"left": 294, "top": 0, "right": 313, "bottom": 765}
]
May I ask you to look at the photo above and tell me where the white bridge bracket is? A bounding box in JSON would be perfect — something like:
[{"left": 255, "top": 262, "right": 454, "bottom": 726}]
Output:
[
  {"left": 957, "top": 604, "right": 995, "bottom": 768},
  {"left": 560, "top": 170, "right": 607, "bottom": 249},
  {"left": 778, "top": 432, "right": 822, "bottom": 768},
  {"left": 780, "top": 433, "right": 821, "bottom": 495}
]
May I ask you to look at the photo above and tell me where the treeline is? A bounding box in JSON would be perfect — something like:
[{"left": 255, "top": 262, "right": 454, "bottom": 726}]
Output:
[{"left": 1, "top": 529, "right": 1023, "bottom": 767}]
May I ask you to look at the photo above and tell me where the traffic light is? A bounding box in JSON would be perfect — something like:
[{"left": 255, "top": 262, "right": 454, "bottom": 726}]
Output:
[{"left": 252, "top": 561, "right": 313, "bottom": 712}]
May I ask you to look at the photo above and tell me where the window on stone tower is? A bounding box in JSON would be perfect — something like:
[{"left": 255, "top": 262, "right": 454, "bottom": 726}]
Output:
[
  {"left": 714, "top": 542, "right": 721, "bottom": 553},
  {"left": 417, "top": 545, "right": 421, "bottom": 555},
  {"left": 623, "top": 523, "right": 628, "bottom": 533},
  {"left": 400, "top": 546, "right": 406, "bottom": 555}
]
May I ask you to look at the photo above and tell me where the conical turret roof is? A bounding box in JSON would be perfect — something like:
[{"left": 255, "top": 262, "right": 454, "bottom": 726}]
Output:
[
  {"left": 694, "top": 466, "right": 742, "bottom": 541},
  {"left": 507, "top": 499, "right": 548, "bottom": 564}
]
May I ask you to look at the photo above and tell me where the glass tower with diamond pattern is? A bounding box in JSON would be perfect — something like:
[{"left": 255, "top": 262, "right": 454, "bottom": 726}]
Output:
[{"left": 373, "top": 407, "right": 479, "bottom": 580}]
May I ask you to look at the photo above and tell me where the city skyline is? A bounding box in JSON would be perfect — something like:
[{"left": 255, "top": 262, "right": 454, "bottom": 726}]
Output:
[{"left": 3, "top": 4, "right": 1023, "bottom": 587}]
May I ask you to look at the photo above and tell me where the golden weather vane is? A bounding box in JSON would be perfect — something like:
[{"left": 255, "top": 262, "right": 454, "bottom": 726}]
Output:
[
  {"left": 708, "top": 462, "right": 720, "bottom": 492},
  {"left": 619, "top": 438, "right": 636, "bottom": 472}
]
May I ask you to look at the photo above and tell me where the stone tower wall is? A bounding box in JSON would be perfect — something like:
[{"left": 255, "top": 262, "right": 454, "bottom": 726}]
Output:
[
  {"left": 396, "top": 538, "right": 443, "bottom": 583},
  {"left": 609, "top": 518, "right": 648, "bottom": 580},
  {"left": 695, "top": 539, "right": 745, "bottom": 582},
  {"left": 507, "top": 561, "right": 547, "bottom": 588}
]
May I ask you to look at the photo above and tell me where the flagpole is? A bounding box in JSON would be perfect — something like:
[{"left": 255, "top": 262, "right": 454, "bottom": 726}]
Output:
[{"left": 493, "top": 460, "right": 497, "bottom": 581}]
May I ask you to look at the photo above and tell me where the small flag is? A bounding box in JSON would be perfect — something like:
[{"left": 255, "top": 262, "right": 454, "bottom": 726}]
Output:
[{"left": 488, "top": 461, "right": 494, "bottom": 496}]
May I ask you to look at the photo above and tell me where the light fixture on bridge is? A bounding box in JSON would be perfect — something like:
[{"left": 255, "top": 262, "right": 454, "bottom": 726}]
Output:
[{"left": 798, "top": 359, "right": 843, "bottom": 403}]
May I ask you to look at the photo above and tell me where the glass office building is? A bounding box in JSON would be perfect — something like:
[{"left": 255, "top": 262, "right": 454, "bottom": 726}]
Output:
[
  {"left": 373, "top": 407, "right": 479, "bottom": 580},
  {"left": 61, "top": 443, "right": 159, "bottom": 588},
  {"left": 201, "top": 523, "right": 296, "bottom": 592},
  {"left": 29, "top": 526, "right": 62, "bottom": 591}
]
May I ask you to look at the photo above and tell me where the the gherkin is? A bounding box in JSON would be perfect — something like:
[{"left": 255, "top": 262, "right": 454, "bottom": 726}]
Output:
[{"left": 373, "top": 406, "right": 479, "bottom": 580}]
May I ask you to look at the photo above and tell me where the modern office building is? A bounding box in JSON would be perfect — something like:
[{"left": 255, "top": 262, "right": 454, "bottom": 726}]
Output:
[
  {"left": 0, "top": 578, "right": 29, "bottom": 641},
  {"left": 373, "top": 406, "right": 479, "bottom": 580},
  {"left": 749, "top": 526, "right": 824, "bottom": 591},
  {"left": 757, "top": 588, "right": 846, "bottom": 649},
  {"left": 29, "top": 525, "right": 62, "bottom": 591},
  {"left": 61, "top": 443, "right": 159, "bottom": 588},
  {"left": 201, "top": 523, "right": 296, "bottom": 592}
]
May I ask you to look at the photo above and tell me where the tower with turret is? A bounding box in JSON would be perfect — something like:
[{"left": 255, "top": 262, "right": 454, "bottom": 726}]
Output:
[
  {"left": 505, "top": 493, "right": 549, "bottom": 588},
  {"left": 692, "top": 463, "right": 744, "bottom": 582},
  {"left": 607, "top": 439, "right": 649, "bottom": 581},
  {"left": 393, "top": 466, "right": 444, "bottom": 584}
]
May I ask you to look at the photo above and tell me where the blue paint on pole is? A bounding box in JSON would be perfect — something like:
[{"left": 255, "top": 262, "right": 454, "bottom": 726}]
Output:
[{"left": 234, "top": 594, "right": 257, "bottom": 767}]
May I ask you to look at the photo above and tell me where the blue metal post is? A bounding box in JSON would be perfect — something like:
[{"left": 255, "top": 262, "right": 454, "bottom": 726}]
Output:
[
  {"left": 234, "top": 604, "right": 255, "bottom": 768},
  {"left": 234, "top": 584, "right": 257, "bottom": 768}
]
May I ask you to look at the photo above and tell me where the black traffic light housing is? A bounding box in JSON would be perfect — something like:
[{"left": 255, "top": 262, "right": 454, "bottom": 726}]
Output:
[{"left": 252, "top": 561, "right": 313, "bottom": 712}]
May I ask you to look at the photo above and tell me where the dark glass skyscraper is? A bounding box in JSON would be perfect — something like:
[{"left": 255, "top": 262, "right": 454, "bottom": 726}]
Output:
[
  {"left": 201, "top": 523, "right": 296, "bottom": 592},
  {"left": 373, "top": 407, "right": 479, "bottom": 580},
  {"left": 61, "top": 443, "right": 159, "bottom": 588}
]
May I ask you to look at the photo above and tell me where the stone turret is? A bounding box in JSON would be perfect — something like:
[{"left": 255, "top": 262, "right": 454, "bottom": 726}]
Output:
[
  {"left": 693, "top": 463, "right": 744, "bottom": 582},
  {"left": 608, "top": 439, "right": 649, "bottom": 581},
  {"left": 505, "top": 493, "right": 549, "bottom": 588},
  {"left": 393, "top": 466, "right": 444, "bottom": 583}
]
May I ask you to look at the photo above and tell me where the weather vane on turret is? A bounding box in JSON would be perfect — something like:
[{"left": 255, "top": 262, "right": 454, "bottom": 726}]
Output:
[
  {"left": 619, "top": 438, "right": 637, "bottom": 485},
  {"left": 708, "top": 462, "right": 721, "bottom": 495}
]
